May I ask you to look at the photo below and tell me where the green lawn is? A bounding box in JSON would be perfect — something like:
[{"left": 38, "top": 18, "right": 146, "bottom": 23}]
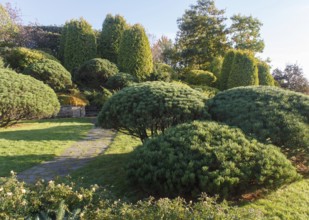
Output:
[{"left": 0, "top": 118, "right": 93, "bottom": 177}]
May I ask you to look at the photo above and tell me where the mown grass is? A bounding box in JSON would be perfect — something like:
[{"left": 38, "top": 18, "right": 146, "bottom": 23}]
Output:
[{"left": 0, "top": 118, "right": 93, "bottom": 177}]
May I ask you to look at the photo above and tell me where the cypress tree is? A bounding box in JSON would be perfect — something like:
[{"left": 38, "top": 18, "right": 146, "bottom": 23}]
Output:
[
  {"left": 227, "top": 51, "right": 259, "bottom": 89},
  {"left": 220, "top": 50, "right": 236, "bottom": 90},
  {"left": 258, "top": 61, "right": 275, "bottom": 86},
  {"left": 98, "top": 14, "right": 127, "bottom": 63},
  {"left": 118, "top": 24, "right": 153, "bottom": 81},
  {"left": 62, "top": 18, "right": 97, "bottom": 72}
]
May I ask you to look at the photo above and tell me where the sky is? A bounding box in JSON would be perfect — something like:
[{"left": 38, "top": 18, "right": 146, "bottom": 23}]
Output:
[{"left": 2, "top": 0, "right": 309, "bottom": 79}]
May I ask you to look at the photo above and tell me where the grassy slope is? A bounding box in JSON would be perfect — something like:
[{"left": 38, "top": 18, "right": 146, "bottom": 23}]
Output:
[
  {"left": 72, "top": 132, "right": 309, "bottom": 219},
  {"left": 0, "top": 118, "right": 93, "bottom": 177}
]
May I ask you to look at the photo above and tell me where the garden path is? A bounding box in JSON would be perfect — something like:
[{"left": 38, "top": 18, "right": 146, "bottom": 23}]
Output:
[{"left": 17, "top": 127, "right": 115, "bottom": 183}]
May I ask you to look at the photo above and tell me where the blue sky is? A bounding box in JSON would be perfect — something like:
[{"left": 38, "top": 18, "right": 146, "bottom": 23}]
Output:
[{"left": 2, "top": 0, "right": 309, "bottom": 79}]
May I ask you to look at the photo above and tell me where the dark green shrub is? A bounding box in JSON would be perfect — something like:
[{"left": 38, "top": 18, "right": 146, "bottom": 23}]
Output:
[
  {"left": 62, "top": 18, "right": 97, "bottom": 71},
  {"left": 98, "top": 81, "right": 209, "bottom": 142},
  {"left": 189, "top": 85, "right": 220, "bottom": 99},
  {"left": 0, "top": 68, "right": 60, "bottom": 127},
  {"left": 128, "top": 121, "right": 300, "bottom": 198},
  {"left": 84, "top": 88, "right": 112, "bottom": 109},
  {"left": 98, "top": 14, "right": 128, "bottom": 63},
  {"left": 208, "top": 86, "right": 309, "bottom": 154},
  {"left": 23, "top": 59, "right": 72, "bottom": 92},
  {"left": 148, "top": 63, "right": 174, "bottom": 82},
  {"left": 0, "top": 57, "right": 4, "bottom": 68},
  {"left": 184, "top": 69, "right": 217, "bottom": 86},
  {"left": 227, "top": 51, "right": 259, "bottom": 89},
  {"left": 258, "top": 61, "right": 275, "bottom": 86},
  {"left": 105, "top": 72, "right": 137, "bottom": 90},
  {"left": 220, "top": 50, "right": 235, "bottom": 90},
  {"left": 76, "top": 58, "right": 118, "bottom": 90},
  {"left": 118, "top": 24, "right": 153, "bottom": 81},
  {"left": 4, "top": 47, "right": 59, "bottom": 72}
]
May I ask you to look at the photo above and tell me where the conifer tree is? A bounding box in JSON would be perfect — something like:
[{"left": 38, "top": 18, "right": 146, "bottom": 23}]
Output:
[
  {"left": 257, "top": 61, "right": 275, "bottom": 86},
  {"left": 220, "top": 50, "right": 236, "bottom": 90}
]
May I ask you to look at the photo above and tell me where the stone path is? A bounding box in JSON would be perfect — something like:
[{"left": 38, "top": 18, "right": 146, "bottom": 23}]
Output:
[{"left": 17, "top": 127, "right": 115, "bottom": 183}]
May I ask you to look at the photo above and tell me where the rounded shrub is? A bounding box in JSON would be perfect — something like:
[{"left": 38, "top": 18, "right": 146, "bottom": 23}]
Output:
[
  {"left": 258, "top": 61, "right": 275, "bottom": 86},
  {"left": 98, "top": 81, "right": 209, "bottom": 142},
  {"left": 76, "top": 58, "right": 118, "bottom": 90},
  {"left": 0, "top": 68, "right": 60, "bottom": 127},
  {"left": 184, "top": 70, "right": 217, "bottom": 86},
  {"left": 105, "top": 72, "right": 137, "bottom": 90},
  {"left": 128, "top": 121, "right": 299, "bottom": 198},
  {"left": 189, "top": 85, "right": 220, "bottom": 99},
  {"left": 5, "top": 47, "right": 59, "bottom": 72},
  {"left": 207, "top": 86, "right": 309, "bottom": 153},
  {"left": 83, "top": 88, "right": 112, "bottom": 109},
  {"left": 148, "top": 63, "right": 174, "bottom": 82},
  {"left": 227, "top": 51, "right": 259, "bottom": 89},
  {"left": 23, "top": 59, "right": 72, "bottom": 92}
]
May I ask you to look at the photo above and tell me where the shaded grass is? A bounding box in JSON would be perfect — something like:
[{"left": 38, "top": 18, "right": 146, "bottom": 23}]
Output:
[
  {"left": 71, "top": 131, "right": 143, "bottom": 201},
  {"left": 0, "top": 118, "right": 93, "bottom": 177}
]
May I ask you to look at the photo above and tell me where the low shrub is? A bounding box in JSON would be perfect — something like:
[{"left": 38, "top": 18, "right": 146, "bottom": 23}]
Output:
[
  {"left": 189, "top": 85, "right": 220, "bottom": 99},
  {"left": 148, "top": 63, "right": 174, "bottom": 82},
  {"left": 76, "top": 58, "right": 118, "bottom": 90},
  {"left": 98, "top": 81, "right": 209, "bottom": 142},
  {"left": 105, "top": 72, "right": 137, "bottom": 90},
  {"left": 23, "top": 59, "right": 72, "bottom": 92},
  {"left": 184, "top": 69, "right": 217, "bottom": 86},
  {"left": 83, "top": 88, "right": 112, "bottom": 109},
  {"left": 57, "top": 94, "right": 88, "bottom": 107},
  {"left": 4, "top": 47, "right": 59, "bottom": 72},
  {"left": 207, "top": 86, "right": 309, "bottom": 154},
  {"left": 127, "top": 121, "right": 300, "bottom": 198},
  {"left": 0, "top": 68, "right": 60, "bottom": 127}
]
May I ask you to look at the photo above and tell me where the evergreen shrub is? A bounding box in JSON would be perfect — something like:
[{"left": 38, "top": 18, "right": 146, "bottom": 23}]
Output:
[
  {"left": 105, "top": 72, "right": 137, "bottom": 90},
  {"left": 257, "top": 61, "right": 275, "bottom": 86},
  {"left": 184, "top": 70, "right": 217, "bottom": 86}
]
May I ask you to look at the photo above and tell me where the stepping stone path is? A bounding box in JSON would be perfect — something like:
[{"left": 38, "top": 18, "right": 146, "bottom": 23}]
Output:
[{"left": 18, "top": 127, "right": 115, "bottom": 184}]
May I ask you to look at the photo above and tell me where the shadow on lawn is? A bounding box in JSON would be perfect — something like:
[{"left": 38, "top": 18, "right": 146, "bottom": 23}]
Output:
[
  {"left": 0, "top": 124, "right": 92, "bottom": 141},
  {"left": 0, "top": 154, "right": 55, "bottom": 177}
]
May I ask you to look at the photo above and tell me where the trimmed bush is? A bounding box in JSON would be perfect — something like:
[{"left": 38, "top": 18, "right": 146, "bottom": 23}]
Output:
[
  {"left": 4, "top": 47, "right": 59, "bottom": 72},
  {"left": 76, "top": 58, "right": 118, "bottom": 90},
  {"left": 184, "top": 69, "right": 217, "bottom": 86},
  {"left": 148, "top": 63, "right": 174, "bottom": 82},
  {"left": 83, "top": 88, "right": 112, "bottom": 109},
  {"left": 208, "top": 86, "right": 309, "bottom": 153},
  {"left": 98, "top": 81, "right": 209, "bottom": 141},
  {"left": 98, "top": 14, "right": 128, "bottom": 63},
  {"left": 0, "top": 68, "right": 60, "bottom": 127},
  {"left": 23, "top": 59, "right": 72, "bottom": 92},
  {"left": 118, "top": 24, "right": 153, "bottom": 81},
  {"left": 128, "top": 121, "right": 299, "bottom": 198},
  {"left": 105, "top": 72, "right": 136, "bottom": 90},
  {"left": 258, "top": 61, "right": 275, "bottom": 86},
  {"left": 220, "top": 50, "right": 235, "bottom": 90},
  {"left": 189, "top": 85, "right": 220, "bottom": 99},
  {"left": 62, "top": 18, "right": 97, "bottom": 72},
  {"left": 227, "top": 51, "right": 259, "bottom": 89}
]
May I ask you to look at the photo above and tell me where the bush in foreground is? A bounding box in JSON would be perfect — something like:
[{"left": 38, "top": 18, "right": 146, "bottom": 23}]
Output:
[
  {"left": 23, "top": 59, "right": 72, "bottom": 92},
  {"left": 128, "top": 121, "right": 300, "bottom": 199},
  {"left": 208, "top": 86, "right": 309, "bottom": 153},
  {"left": 76, "top": 58, "right": 118, "bottom": 90},
  {"left": 98, "top": 81, "right": 209, "bottom": 142},
  {"left": 0, "top": 68, "right": 60, "bottom": 127}
]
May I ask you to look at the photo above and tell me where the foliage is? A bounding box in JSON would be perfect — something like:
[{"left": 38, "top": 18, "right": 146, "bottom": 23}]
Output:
[
  {"left": 57, "top": 94, "right": 88, "bottom": 107},
  {"left": 227, "top": 50, "right": 259, "bottom": 89},
  {"left": 118, "top": 24, "right": 153, "bottom": 81},
  {"left": 128, "top": 121, "right": 299, "bottom": 199},
  {"left": 0, "top": 118, "right": 93, "bottom": 176},
  {"left": 83, "top": 88, "right": 112, "bottom": 109},
  {"left": 204, "top": 56, "right": 223, "bottom": 85},
  {"left": 148, "top": 63, "right": 174, "bottom": 82},
  {"left": 76, "top": 58, "right": 118, "bottom": 90},
  {"left": 229, "top": 14, "right": 265, "bottom": 53},
  {"left": 0, "top": 56, "right": 4, "bottom": 68},
  {"left": 61, "top": 18, "right": 97, "bottom": 72},
  {"left": 272, "top": 64, "right": 309, "bottom": 94},
  {"left": 207, "top": 86, "right": 309, "bottom": 153},
  {"left": 105, "top": 72, "right": 137, "bottom": 90},
  {"left": 98, "top": 81, "right": 209, "bottom": 142},
  {"left": 176, "top": 0, "right": 229, "bottom": 68},
  {"left": 257, "top": 61, "right": 275, "bottom": 86},
  {"left": 189, "top": 85, "right": 220, "bottom": 99},
  {"left": 4, "top": 47, "right": 59, "bottom": 72},
  {"left": 0, "top": 68, "right": 60, "bottom": 127},
  {"left": 184, "top": 69, "right": 217, "bottom": 86},
  {"left": 151, "top": 35, "right": 174, "bottom": 64},
  {"left": 220, "top": 50, "right": 235, "bottom": 90},
  {"left": 98, "top": 14, "right": 128, "bottom": 63},
  {"left": 0, "top": 174, "right": 263, "bottom": 219},
  {"left": 23, "top": 59, "right": 72, "bottom": 92},
  {"left": 0, "top": 4, "right": 20, "bottom": 47}
]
